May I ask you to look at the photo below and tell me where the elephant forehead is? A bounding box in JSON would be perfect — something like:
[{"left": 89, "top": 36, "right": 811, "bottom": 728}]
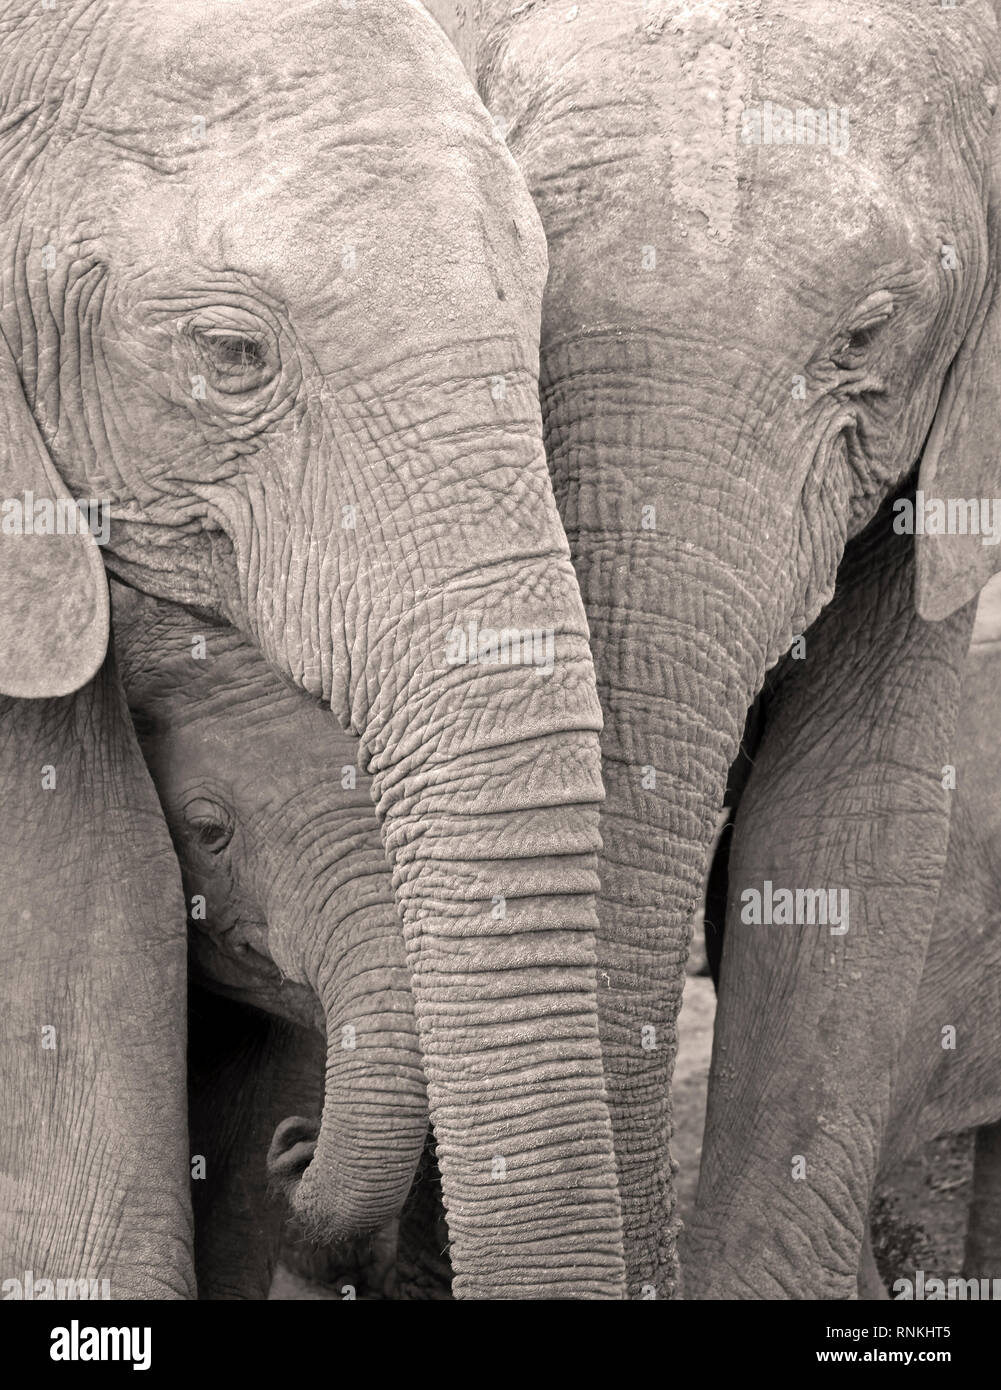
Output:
[
  {"left": 493, "top": 0, "right": 750, "bottom": 249},
  {"left": 111, "top": 0, "right": 461, "bottom": 106},
  {"left": 21, "top": 0, "right": 466, "bottom": 149},
  {"left": 50, "top": 4, "right": 545, "bottom": 352},
  {"left": 90, "top": 160, "right": 542, "bottom": 369},
  {"left": 81, "top": 1, "right": 486, "bottom": 182},
  {"left": 494, "top": 0, "right": 994, "bottom": 258}
]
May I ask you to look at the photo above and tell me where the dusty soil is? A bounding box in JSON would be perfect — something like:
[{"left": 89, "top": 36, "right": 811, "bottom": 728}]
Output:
[
  {"left": 673, "top": 973, "right": 717, "bottom": 1229},
  {"left": 270, "top": 1264, "right": 340, "bottom": 1300},
  {"left": 870, "top": 1133, "right": 975, "bottom": 1289}
]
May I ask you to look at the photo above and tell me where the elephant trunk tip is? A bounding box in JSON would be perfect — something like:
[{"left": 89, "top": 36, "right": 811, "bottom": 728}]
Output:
[{"left": 267, "top": 1113, "right": 417, "bottom": 1256}]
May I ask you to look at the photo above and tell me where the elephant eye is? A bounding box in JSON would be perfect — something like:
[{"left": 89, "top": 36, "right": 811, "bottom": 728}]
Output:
[
  {"left": 834, "top": 326, "right": 876, "bottom": 363},
  {"left": 193, "top": 327, "right": 274, "bottom": 392},
  {"left": 831, "top": 292, "right": 894, "bottom": 370},
  {"left": 127, "top": 705, "right": 155, "bottom": 741},
  {"left": 183, "top": 796, "right": 235, "bottom": 854}
]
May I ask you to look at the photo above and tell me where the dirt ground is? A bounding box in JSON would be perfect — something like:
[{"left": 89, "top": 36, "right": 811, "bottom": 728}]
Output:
[
  {"left": 270, "top": 1264, "right": 339, "bottom": 1300},
  {"left": 270, "top": 970, "right": 975, "bottom": 1298}
]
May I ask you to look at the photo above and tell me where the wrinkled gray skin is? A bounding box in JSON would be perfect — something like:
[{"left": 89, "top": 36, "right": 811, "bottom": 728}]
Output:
[
  {"left": 860, "top": 574, "right": 1001, "bottom": 1294},
  {"left": 0, "top": 0, "right": 625, "bottom": 1298},
  {"left": 707, "top": 574, "right": 1001, "bottom": 1299},
  {"left": 430, "top": 1, "right": 1001, "bottom": 1296},
  {"left": 112, "top": 582, "right": 430, "bottom": 1299}
]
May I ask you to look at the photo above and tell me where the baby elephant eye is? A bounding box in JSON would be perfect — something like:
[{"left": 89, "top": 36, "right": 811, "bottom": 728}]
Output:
[{"left": 183, "top": 796, "right": 235, "bottom": 854}]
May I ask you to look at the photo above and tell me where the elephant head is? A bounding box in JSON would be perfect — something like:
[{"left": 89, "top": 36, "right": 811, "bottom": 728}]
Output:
[
  {"left": 474, "top": 0, "right": 1001, "bottom": 1295},
  {"left": 112, "top": 582, "right": 429, "bottom": 1279},
  {"left": 0, "top": 0, "right": 624, "bottom": 1297}
]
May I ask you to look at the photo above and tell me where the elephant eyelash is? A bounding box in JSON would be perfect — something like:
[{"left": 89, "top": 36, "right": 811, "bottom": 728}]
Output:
[
  {"left": 127, "top": 706, "right": 155, "bottom": 740},
  {"left": 193, "top": 821, "right": 233, "bottom": 852},
  {"left": 183, "top": 796, "right": 235, "bottom": 853},
  {"left": 831, "top": 295, "right": 895, "bottom": 370},
  {"left": 191, "top": 328, "right": 275, "bottom": 391},
  {"left": 200, "top": 331, "right": 266, "bottom": 370}
]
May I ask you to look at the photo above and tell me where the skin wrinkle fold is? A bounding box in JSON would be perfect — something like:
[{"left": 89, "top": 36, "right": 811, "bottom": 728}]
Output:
[
  {"left": 401, "top": 0, "right": 1001, "bottom": 1299},
  {"left": 1, "top": 0, "right": 626, "bottom": 1299}
]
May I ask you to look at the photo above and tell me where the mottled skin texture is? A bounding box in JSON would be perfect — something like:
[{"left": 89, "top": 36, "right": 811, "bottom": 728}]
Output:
[
  {"left": 0, "top": 658, "right": 193, "bottom": 1296},
  {"left": 713, "top": 574, "right": 1001, "bottom": 1298},
  {"left": 430, "top": 1, "right": 1001, "bottom": 1296},
  {"left": 0, "top": 0, "right": 624, "bottom": 1297},
  {"left": 113, "top": 582, "right": 430, "bottom": 1298},
  {"left": 875, "top": 574, "right": 1001, "bottom": 1288}
]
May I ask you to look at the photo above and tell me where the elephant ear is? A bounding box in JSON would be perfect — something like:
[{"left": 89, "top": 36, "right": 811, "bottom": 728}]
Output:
[
  {"left": 915, "top": 97, "right": 1001, "bottom": 623},
  {"left": 0, "top": 325, "right": 108, "bottom": 697}
]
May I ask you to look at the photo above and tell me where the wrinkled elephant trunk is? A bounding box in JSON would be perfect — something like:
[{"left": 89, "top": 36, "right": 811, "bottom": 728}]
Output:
[
  {"left": 265, "top": 349, "right": 628, "bottom": 1297},
  {"left": 269, "top": 901, "right": 430, "bottom": 1252},
  {"left": 540, "top": 333, "right": 774, "bottom": 1296},
  {"left": 359, "top": 575, "right": 625, "bottom": 1298}
]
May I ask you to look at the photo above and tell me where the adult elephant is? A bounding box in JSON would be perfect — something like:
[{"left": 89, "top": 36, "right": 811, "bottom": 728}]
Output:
[
  {"left": 0, "top": 0, "right": 624, "bottom": 1299},
  {"left": 429, "top": 0, "right": 1001, "bottom": 1296}
]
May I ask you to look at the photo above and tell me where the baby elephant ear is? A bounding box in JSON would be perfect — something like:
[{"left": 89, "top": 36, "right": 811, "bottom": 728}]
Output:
[
  {"left": 915, "top": 98, "right": 1001, "bottom": 623},
  {"left": 0, "top": 326, "right": 108, "bottom": 696}
]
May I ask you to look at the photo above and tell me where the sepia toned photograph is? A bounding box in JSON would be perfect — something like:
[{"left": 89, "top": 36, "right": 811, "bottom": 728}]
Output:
[{"left": 1, "top": 0, "right": 999, "bottom": 1356}]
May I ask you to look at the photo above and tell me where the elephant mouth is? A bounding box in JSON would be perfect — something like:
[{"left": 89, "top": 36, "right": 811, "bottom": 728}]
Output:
[
  {"left": 267, "top": 1113, "right": 319, "bottom": 1194},
  {"left": 267, "top": 1113, "right": 352, "bottom": 1251},
  {"left": 188, "top": 933, "right": 324, "bottom": 1032},
  {"left": 268, "top": 1114, "right": 401, "bottom": 1293}
]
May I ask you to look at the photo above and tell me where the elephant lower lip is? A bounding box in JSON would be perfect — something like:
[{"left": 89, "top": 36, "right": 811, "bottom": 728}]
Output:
[{"left": 267, "top": 1114, "right": 319, "bottom": 1187}]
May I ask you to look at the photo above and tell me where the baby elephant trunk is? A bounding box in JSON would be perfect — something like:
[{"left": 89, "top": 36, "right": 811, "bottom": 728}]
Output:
[{"left": 268, "top": 900, "right": 428, "bottom": 1256}]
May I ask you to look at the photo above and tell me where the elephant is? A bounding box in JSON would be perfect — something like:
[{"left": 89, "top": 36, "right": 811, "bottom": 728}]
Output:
[
  {"left": 707, "top": 571, "right": 1001, "bottom": 1299},
  {"left": 695, "top": 582, "right": 1001, "bottom": 1302},
  {"left": 0, "top": 0, "right": 625, "bottom": 1299},
  {"left": 425, "top": 0, "right": 1001, "bottom": 1296},
  {"left": 864, "top": 572, "right": 1001, "bottom": 1295},
  {"left": 694, "top": 503, "right": 1001, "bottom": 1300},
  {"left": 110, "top": 580, "right": 433, "bottom": 1299}
]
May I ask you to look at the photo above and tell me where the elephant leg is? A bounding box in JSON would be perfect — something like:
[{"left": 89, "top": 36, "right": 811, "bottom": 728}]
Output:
[
  {"left": 188, "top": 984, "right": 323, "bottom": 1300},
  {"left": 962, "top": 1117, "right": 1001, "bottom": 1280},
  {"left": 1, "top": 656, "right": 193, "bottom": 1297},
  {"left": 687, "top": 501, "right": 976, "bottom": 1299},
  {"left": 858, "top": 1226, "right": 890, "bottom": 1300}
]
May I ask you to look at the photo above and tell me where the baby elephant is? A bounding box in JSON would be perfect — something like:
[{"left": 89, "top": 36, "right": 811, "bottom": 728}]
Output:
[{"left": 110, "top": 581, "right": 430, "bottom": 1298}]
